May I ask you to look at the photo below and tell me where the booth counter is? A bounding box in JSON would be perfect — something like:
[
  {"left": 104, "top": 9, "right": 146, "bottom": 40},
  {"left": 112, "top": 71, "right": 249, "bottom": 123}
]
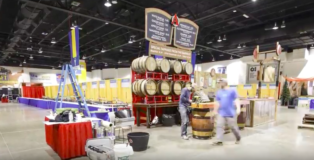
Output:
[{"left": 245, "top": 99, "right": 276, "bottom": 127}]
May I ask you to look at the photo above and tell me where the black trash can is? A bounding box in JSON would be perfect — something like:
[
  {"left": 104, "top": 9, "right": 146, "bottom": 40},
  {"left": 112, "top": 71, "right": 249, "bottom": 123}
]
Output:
[{"left": 127, "top": 132, "right": 149, "bottom": 152}]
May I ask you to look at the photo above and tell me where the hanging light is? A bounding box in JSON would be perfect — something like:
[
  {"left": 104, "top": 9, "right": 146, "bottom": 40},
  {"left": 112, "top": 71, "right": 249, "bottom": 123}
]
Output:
[
  {"left": 233, "top": 10, "right": 237, "bottom": 13},
  {"left": 120, "top": 49, "right": 123, "bottom": 52},
  {"left": 217, "top": 36, "right": 222, "bottom": 42},
  {"left": 82, "top": 55, "right": 86, "bottom": 59},
  {"left": 230, "top": 55, "right": 233, "bottom": 59},
  {"left": 29, "top": 37, "right": 32, "bottom": 42},
  {"left": 223, "top": 35, "right": 227, "bottom": 41},
  {"left": 101, "top": 48, "right": 106, "bottom": 53},
  {"left": 105, "top": 63, "right": 108, "bottom": 67},
  {"left": 92, "top": 66, "right": 95, "bottom": 70},
  {"left": 128, "top": 37, "right": 133, "bottom": 44},
  {"left": 243, "top": 43, "right": 246, "bottom": 48},
  {"left": 105, "top": 22, "right": 109, "bottom": 25},
  {"left": 29, "top": 55, "right": 33, "bottom": 59},
  {"left": 19, "top": 63, "right": 22, "bottom": 67},
  {"left": 52, "top": 67, "right": 55, "bottom": 70},
  {"left": 112, "top": 0, "right": 118, "bottom": 4},
  {"left": 118, "top": 60, "right": 122, "bottom": 64},
  {"left": 23, "top": 59, "right": 26, "bottom": 63},
  {"left": 51, "top": 37, "right": 56, "bottom": 44},
  {"left": 281, "top": 20, "right": 286, "bottom": 28},
  {"left": 58, "top": 64, "right": 61, "bottom": 68},
  {"left": 311, "top": 44, "right": 314, "bottom": 49},
  {"left": 237, "top": 44, "right": 242, "bottom": 48},
  {"left": 212, "top": 57, "right": 215, "bottom": 61},
  {"left": 273, "top": 22, "right": 279, "bottom": 30},
  {"left": 104, "top": 0, "right": 112, "bottom": 7},
  {"left": 38, "top": 48, "right": 43, "bottom": 54}
]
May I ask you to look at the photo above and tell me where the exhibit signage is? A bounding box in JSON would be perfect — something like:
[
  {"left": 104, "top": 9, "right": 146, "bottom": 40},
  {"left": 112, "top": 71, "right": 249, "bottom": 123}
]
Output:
[
  {"left": 244, "top": 84, "right": 252, "bottom": 89},
  {"left": 30, "top": 73, "right": 52, "bottom": 81},
  {"left": 173, "top": 18, "right": 199, "bottom": 50},
  {"left": 145, "top": 8, "right": 173, "bottom": 45},
  {"left": 92, "top": 82, "right": 97, "bottom": 89},
  {"left": 110, "top": 79, "right": 117, "bottom": 88},
  {"left": 121, "top": 79, "right": 130, "bottom": 88},
  {"left": 269, "top": 84, "right": 276, "bottom": 89},
  {"left": 247, "top": 64, "right": 278, "bottom": 83},
  {"left": 99, "top": 81, "right": 105, "bottom": 88},
  {"left": 148, "top": 43, "right": 191, "bottom": 61}
]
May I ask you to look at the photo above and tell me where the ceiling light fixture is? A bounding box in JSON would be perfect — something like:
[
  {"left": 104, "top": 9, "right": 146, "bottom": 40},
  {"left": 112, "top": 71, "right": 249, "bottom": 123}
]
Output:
[
  {"left": 30, "top": 55, "right": 33, "bottom": 59},
  {"left": 112, "top": 0, "right": 118, "bottom": 4},
  {"left": 311, "top": 44, "right": 314, "bottom": 49},
  {"left": 105, "top": 22, "right": 109, "bottom": 25},
  {"left": 128, "top": 37, "right": 133, "bottom": 44},
  {"left": 52, "top": 67, "right": 55, "bottom": 70},
  {"left": 101, "top": 48, "right": 106, "bottom": 53},
  {"left": 120, "top": 49, "right": 123, "bottom": 52},
  {"left": 212, "top": 57, "right": 215, "bottom": 61},
  {"left": 38, "top": 48, "right": 43, "bottom": 54},
  {"left": 104, "top": 0, "right": 112, "bottom": 7},
  {"left": 217, "top": 36, "right": 222, "bottom": 42},
  {"left": 252, "top": 0, "right": 257, "bottom": 2},
  {"left": 207, "top": 41, "right": 213, "bottom": 44},
  {"left": 58, "top": 64, "right": 61, "bottom": 68},
  {"left": 51, "top": 37, "right": 56, "bottom": 44},
  {"left": 233, "top": 10, "right": 237, "bottom": 13},
  {"left": 23, "top": 59, "right": 26, "bottom": 63},
  {"left": 105, "top": 63, "right": 108, "bottom": 67},
  {"left": 223, "top": 35, "right": 227, "bottom": 41},
  {"left": 29, "top": 37, "right": 32, "bottom": 42},
  {"left": 219, "top": 54, "right": 223, "bottom": 57},
  {"left": 230, "top": 55, "right": 233, "bottom": 59},
  {"left": 92, "top": 66, "right": 95, "bottom": 70},
  {"left": 19, "top": 63, "right": 22, "bottom": 67},
  {"left": 82, "top": 55, "right": 86, "bottom": 59},
  {"left": 42, "top": 32, "right": 48, "bottom": 35},
  {"left": 118, "top": 60, "right": 122, "bottom": 64},
  {"left": 243, "top": 43, "right": 246, "bottom": 48},
  {"left": 273, "top": 22, "right": 279, "bottom": 30},
  {"left": 237, "top": 44, "right": 242, "bottom": 48},
  {"left": 243, "top": 14, "right": 249, "bottom": 18},
  {"left": 281, "top": 20, "right": 286, "bottom": 28}
]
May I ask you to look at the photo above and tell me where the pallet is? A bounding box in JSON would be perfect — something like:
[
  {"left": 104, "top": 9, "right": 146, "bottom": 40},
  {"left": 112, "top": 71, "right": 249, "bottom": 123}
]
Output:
[{"left": 298, "top": 124, "right": 314, "bottom": 130}]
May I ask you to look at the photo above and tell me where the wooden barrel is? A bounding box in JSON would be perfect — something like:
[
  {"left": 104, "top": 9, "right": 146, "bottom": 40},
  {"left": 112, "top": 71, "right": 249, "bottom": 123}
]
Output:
[
  {"left": 180, "top": 81, "right": 192, "bottom": 88},
  {"left": 131, "top": 56, "right": 157, "bottom": 73},
  {"left": 191, "top": 103, "right": 215, "bottom": 139},
  {"left": 156, "top": 59, "right": 170, "bottom": 73},
  {"left": 181, "top": 62, "right": 193, "bottom": 75},
  {"left": 170, "top": 60, "right": 182, "bottom": 74},
  {"left": 170, "top": 81, "right": 182, "bottom": 95},
  {"left": 156, "top": 80, "right": 171, "bottom": 95},
  {"left": 140, "top": 79, "right": 157, "bottom": 96},
  {"left": 132, "top": 79, "right": 145, "bottom": 97}
]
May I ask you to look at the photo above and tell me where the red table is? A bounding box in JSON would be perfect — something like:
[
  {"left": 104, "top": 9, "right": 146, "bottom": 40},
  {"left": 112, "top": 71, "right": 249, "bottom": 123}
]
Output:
[
  {"left": 1, "top": 97, "right": 8, "bottom": 103},
  {"left": 44, "top": 117, "right": 93, "bottom": 160}
]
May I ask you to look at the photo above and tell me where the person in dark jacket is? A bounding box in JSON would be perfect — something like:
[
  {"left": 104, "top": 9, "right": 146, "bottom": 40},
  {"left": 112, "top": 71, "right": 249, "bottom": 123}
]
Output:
[{"left": 179, "top": 84, "right": 196, "bottom": 140}]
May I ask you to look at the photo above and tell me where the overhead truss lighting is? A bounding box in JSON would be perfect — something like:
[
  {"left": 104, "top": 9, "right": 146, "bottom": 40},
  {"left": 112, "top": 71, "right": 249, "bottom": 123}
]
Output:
[
  {"left": 101, "top": 47, "right": 106, "bottom": 53},
  {"left": 217, "top": 36, "right": 222, "bottom": 42},
  {"left": 237, "top": 44, "right": 242, "bottom": 49},
  {"left": 38, "top": 48, "right": 43, "bottom": 54},
  {"left": 243, "top": 14, "right": 249, "bottom": 18},
  {"left": 51, "top": 37, "right": 56, "bottom": 44},
  {"left": 281, "top": 20, "right": 286, "bottom": 28},
  {"left": 112, "top": 0, "right": 118, "bottom": 4},
  {"left": 104, "top": 0, "right": 112, "bottom": 7},
  {"left": 273, "top": 22, "right": 279, "bottom": 30}
]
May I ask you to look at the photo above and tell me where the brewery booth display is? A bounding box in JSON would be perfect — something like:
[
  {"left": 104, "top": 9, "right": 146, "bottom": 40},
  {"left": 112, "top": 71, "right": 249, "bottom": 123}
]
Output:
[{"left": 131, "top": 56, "right": 193, "bottom": 128}]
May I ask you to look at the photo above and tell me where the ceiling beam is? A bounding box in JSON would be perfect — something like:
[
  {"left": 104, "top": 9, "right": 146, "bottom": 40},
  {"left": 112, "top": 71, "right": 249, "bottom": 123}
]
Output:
[
  {"left": 21, "top": 0, "right": 239, "bottom": 57},
  {"left": 21, "top": 0, "right": 144, "bottom": 32},
  {"left": 193, "top": 1, "right": 253, "bottom": 22},
  {"left": 218, "top": 0, "right": 261, "bottom": 23}
]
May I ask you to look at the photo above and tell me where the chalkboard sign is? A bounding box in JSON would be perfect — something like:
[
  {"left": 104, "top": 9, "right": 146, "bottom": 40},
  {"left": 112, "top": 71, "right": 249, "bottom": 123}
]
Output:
[
  {"left": 174, "top": 18, "right": 199, "bottom": 50},
  {"left": 145, "top": 8, "right": 173, "bottom": 45}
]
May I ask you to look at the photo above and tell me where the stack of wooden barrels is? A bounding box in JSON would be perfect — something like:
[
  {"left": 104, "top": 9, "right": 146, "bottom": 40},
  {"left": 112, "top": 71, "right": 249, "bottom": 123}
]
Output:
[{"left": 131, "top": 56, "right": 193, "bottom": 98}]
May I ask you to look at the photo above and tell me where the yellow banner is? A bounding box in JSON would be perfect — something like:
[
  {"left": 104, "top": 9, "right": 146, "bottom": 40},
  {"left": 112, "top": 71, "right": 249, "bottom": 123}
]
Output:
[{"left": 77, "top": 60, "right": 86, "bottom": 82}]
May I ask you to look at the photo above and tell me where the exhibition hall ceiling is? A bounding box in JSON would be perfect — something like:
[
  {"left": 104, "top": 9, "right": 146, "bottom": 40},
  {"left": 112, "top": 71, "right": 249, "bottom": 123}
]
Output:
[{"left": 0, "top": 0, "right": 314, "bottom": 70}]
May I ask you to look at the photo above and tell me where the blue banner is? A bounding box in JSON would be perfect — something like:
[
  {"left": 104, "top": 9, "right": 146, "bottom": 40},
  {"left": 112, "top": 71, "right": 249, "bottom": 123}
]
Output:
[
  {"left": 69, "top": 27, "right": 80, "bottom": 68},
  {"left": 191, "top": 51, "right": 196, "bottom": 75}
]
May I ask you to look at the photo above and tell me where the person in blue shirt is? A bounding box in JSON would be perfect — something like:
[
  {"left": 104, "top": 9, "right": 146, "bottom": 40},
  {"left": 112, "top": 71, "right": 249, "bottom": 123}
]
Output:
[
  {"left": 213, "top": 80, "right": 241, "bottom": 145},
  {"left": 179, "top": 84, "right": 196, "bottom": 140}
]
